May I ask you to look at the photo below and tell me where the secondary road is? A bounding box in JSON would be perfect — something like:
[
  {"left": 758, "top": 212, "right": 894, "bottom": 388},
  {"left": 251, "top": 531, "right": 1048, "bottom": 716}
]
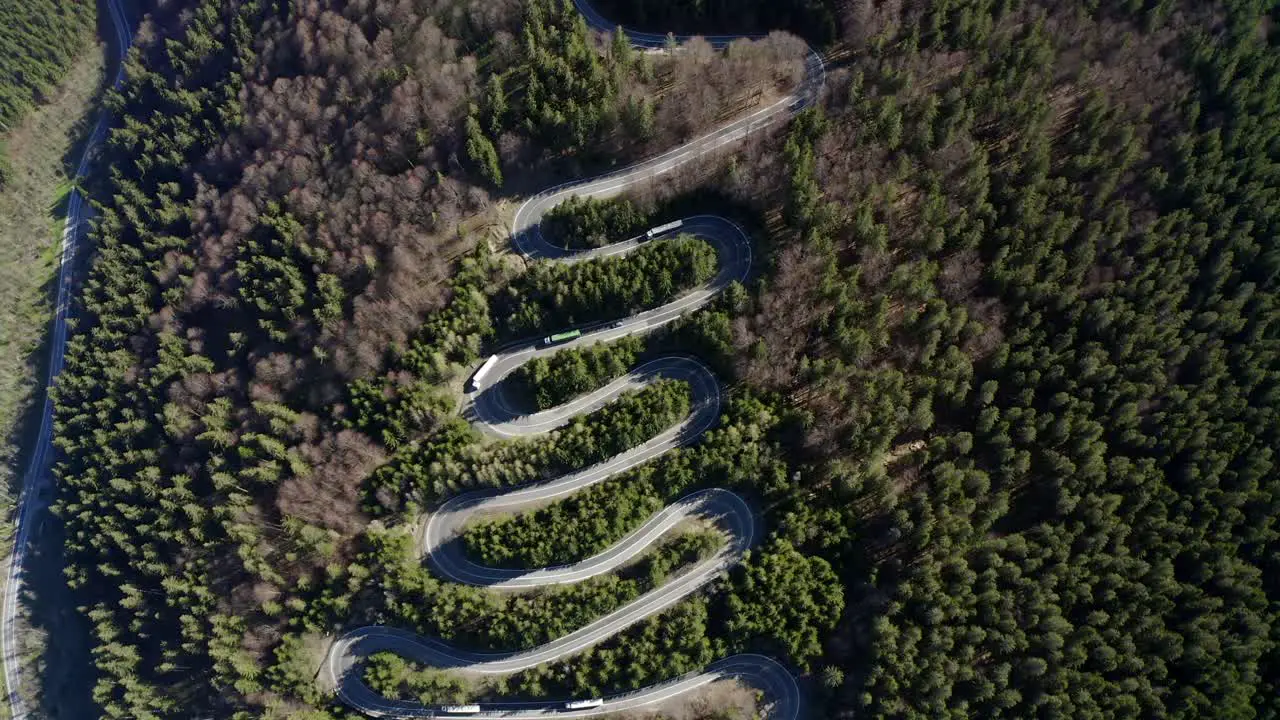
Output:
[
  {"left": 329, "top": 2, "right": 827, "bottom": 717},
  {"left": 1, "top": 1, "right": 134, "bottom": 717}
]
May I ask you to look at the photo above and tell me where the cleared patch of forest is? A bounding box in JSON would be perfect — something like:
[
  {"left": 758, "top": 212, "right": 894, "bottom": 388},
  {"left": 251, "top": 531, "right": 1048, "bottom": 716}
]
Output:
[
  {"left": 0, "top": 0, "right": 97, "bottom": 186},
  {"left": 0, "top": 24, "right": 104, "bottom": 504},
  {"left": 0, "top": 22, "right": 106, "bottom": 720}
]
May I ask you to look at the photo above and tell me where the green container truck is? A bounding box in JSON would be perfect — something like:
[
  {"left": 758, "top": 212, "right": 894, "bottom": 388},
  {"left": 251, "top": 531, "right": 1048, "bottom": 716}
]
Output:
[{"left": 542, "top": 329, "right": 582, "bottom": 346}]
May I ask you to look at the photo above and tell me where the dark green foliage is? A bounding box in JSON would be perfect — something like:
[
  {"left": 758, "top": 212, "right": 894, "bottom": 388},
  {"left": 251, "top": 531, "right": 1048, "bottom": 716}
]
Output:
[
  {"left": 235, "top": 203, "right": 346, "bottom": 342},
  {"left": 490, "top": 0, "right": 760, "bottom": 156},
  {"left": 347, "top": 378, "right": 456, "bottom": 450},
  {"left": 348, "top": 248, "right": 497, "bottom": 448},
  {"left": 461, "top": 392, "right": 793, "bottom": 568},
  {"left": 782, "top": 108, "right": 827, "bottom": 230},
  {"left": 632, "top": 531, "right": 722, "bottom": 586},
  {"left": 49, "top": 3, "right": 269, "bottom": 716},
  {"left": 510, "top": 334, "right": 645, "bottom": 410},
  {"left": 40, "top": 0, "right": 823, "bottom": 715},
  {"left": 0, "top": 138, "right": 11, "bottom": 188},
  {"left": 542, "top": 195, "right": 654, "bottom": 248},
  {"left": 483, "top": 74, "right": 507, "bottom": 136},
  {"left": 465, "top": 111, "right": 503, "bottom": 187},
  {"left": 648, "top": 281, "right": 748, "bottom": 379},
  {"left": 859, "top": 25, "right": 1277, "bottom": 720},
  {"left": 366, "top": 379, "right": 692, "bottom": 513},
  {"left": 46, "top": 0, "right": 518, "bottom": 715},
  {"left": 495, "top": 235, "right": 718, "bottom": 338},
  {"left": 720, "top": 0, "right": 1280, "bottom": 716},
  {"left": 499, "top": 599, "right": 724, "bottom": 700},
  {"left": 47, "top": 0, "right": 1280, "bottom": 714},
  {"left": 722, "top": 539, "right": 843, "bottom": 669},
  {"left": 311, "top": 525, "right": 720, "bottom": 657},
  {"left": 366, "top": 598, "right": 730, "bottom": 704},
  {"left": 620, "top": 93, "right": 655, "bottom": 141},
  {"left": 509, "top": 0, "right": 620, "bottom": 151},
  {"left": 0, "top": 0, "right": 97, "bottom": 138},
  {"left": 266, "top": 634, "right": 329, "bottom": 707},
  {"left": 464, "top": 469, "right": 666, "bottom": 568},
  {"left": 363, "top": 653, "right": 472, "bottom": 706},
  {"left": 594, "top": 0, "right": 838, "bottom": 43},
  {"left": 396, "top": 249, "right": 499, "bottom": 381}
]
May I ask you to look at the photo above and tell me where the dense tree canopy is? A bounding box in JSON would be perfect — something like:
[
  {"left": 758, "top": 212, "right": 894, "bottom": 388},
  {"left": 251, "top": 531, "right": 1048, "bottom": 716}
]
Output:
[
  {"left": 0, "top": 0, "right": 97, "bottom": 184},
  {"left": 366, "top": 378, "right": 692, "bottom": 514},
  {"left": 542, "top": 195, "right": 655, "bottom": 248},
  {"left": 510, "top": 334, "right": 645, "bottom": 409},
  {"left": 595, "top": 0, "right": 838, "bottom": 43},
  {"left": 30, "top": 0, "right": 1280, "bottom": 716},
  {"left": 709, "top": 0, "right": 1280, "bottom": 716},
  {"left": 723, "top": 539, "right": 844, "bottom": 670},
  {"left": 495, "top": 234, "right": 719, "bottom": 337}
]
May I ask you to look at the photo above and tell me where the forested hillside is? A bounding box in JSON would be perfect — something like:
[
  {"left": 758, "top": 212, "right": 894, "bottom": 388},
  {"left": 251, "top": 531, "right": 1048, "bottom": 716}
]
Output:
[
  {"left": 45, "top": 0, "right": 815, "bottom": 717},
  {"left": 595, "top": 0, "right": 840, "bottom": 42},
  {"left": 38, "top": 0, "right": 1280, "bottom": 717},
  {"left": 706, "top": 0, "right": 1280, "bottom": 716},
  {"left": 0, "top": 0, "right": 96, "bottom": 185}
]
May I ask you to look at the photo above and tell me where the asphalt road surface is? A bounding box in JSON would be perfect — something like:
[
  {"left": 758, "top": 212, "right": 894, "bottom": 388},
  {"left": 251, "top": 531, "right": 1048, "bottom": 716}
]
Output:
[
  {"left": 328, "top": 2, "right": 826, "bottom": 717},
  {"left": 0, "top": 2, "right": 134, "bottom": 718}
]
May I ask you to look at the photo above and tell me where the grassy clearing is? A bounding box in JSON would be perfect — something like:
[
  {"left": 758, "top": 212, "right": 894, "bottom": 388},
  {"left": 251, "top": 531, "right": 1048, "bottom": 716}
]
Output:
[
  {"left": 0, "top": 31, "right": 106, "bottom": 720},
  {"left": 0, "top": 40, "right": 105, "bottom": 498}
]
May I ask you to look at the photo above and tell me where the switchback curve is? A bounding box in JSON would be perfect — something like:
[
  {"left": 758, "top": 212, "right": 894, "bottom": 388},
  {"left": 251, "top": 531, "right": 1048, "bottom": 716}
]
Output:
[{"left": 325, "top": 3, "right": 824, "bottom": 717}]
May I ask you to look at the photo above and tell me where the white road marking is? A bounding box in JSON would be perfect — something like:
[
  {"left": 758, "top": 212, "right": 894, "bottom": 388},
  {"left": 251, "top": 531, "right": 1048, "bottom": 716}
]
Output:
[
  {"left": 332, "top": 3, "right": 822, "bottom": 714},
  {"left": 1, "top": 0, "right": 824, "bottom": 717}
]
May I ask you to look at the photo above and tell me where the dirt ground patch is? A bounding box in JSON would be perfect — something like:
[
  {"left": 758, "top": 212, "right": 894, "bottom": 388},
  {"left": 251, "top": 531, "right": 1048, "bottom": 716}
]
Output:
[{"left": 611, "top": 679, "right": 763, "bottom": 719}]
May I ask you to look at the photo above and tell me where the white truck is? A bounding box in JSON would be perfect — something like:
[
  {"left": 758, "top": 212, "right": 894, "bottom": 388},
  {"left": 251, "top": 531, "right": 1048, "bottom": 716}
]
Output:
[
  {"left": 644, "top": 220, "right": 683, "bottom": 240},
  {"left": 468, "top": 355, "right": 499, "bottom": 391}
]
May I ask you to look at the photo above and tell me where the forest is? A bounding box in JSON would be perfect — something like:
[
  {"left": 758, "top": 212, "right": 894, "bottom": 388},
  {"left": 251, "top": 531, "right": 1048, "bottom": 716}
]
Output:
[
  {"left": 0, "top": 0, "right": 96, "bottom": 185},
  {"left": 510, "top": 334, "right": 645, "bottom": 409},
  {"left": 594, "top": 0, "right": 840, "bottom": 43},
  {"left": 370, "top": 534, "right": 841, "bottom": 705},
  {"left": 26, "top": 0, "right": 1280, "bottom": 716},
  {"left": 365, "top": 377, "right": 692, "bottom": 514},
  {"left": 542, "top": 195, "right": 654, "bottom": 248},
  {"left": 494, "top": 234, "right": 719, "bottom": 336}
]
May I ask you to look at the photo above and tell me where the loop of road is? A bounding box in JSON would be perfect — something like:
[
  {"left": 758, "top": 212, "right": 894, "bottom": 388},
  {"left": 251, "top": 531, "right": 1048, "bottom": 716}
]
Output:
[{"left": 327, "top": 2, "right": 826, "bottom": 717}]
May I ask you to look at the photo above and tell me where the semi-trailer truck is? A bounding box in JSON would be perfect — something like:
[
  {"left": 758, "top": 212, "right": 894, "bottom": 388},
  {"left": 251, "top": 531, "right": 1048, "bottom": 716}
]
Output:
[{"left": 542, "top": 329, "right": 582, "bottom": 346}]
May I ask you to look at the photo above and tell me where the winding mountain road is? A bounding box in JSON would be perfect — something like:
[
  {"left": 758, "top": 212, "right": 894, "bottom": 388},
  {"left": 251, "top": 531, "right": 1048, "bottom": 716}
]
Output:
[
  {"left": 328, "top": 2, "right": 826, "bottom": 717},
  {"left": 1, "top": 1, "right": 133, "bottom": 718}
]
